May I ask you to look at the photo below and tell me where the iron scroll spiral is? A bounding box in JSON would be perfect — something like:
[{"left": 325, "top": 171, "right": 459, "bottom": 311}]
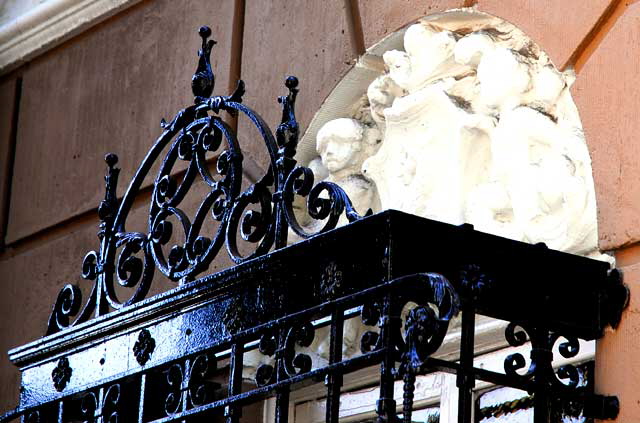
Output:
[
  {"left": 46, "top": 26, "right": 368, "bottom": 334},
  {"left": 396, "top": 273, "right": 461, "bottom": 371},
  {"left": 503, "top": 322, "right": 584, "bottom": 392}
]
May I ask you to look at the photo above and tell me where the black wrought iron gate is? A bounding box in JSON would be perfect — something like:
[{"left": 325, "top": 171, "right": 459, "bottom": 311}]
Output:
[{"left": 0, "top": 27, "right": 628, "bottom": 423}]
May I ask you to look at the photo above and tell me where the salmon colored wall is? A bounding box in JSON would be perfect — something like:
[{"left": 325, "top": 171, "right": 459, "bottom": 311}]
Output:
[{"left": 0, "top": 0, "right": 638, "bottom": 419}]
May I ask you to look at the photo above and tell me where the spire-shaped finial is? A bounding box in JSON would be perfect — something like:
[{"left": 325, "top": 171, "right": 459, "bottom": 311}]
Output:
[
  {"left": 275, "top": 76, "right": 299, "bottom": 157},
  {"left": 98, "top": 153, "right": 120, "bottom": 238},
  {"left": 192, "top": 26, "right": 216, "bottom": 99}
]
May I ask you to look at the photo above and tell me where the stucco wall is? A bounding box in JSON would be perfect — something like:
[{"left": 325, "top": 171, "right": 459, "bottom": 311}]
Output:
[{"left": 0, "top": 0, "right": 638, "bottom": 419}]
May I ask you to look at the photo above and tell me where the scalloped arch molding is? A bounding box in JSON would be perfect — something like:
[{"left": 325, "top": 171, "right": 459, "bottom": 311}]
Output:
[{"left": 0, "top": 0, "right": 141, "bottom": 74}]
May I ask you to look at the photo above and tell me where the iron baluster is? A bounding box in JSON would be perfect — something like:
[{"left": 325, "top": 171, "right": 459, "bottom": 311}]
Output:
[
  {"left": 531, "top": 326, "right": 552, "bottom": 423},
  {"left": 274, "top": 388, "right": 290, "bottom": 423},
  {"left": 225, "top": 343, "right": 244, "bottom": 423},
  {"left": 457, "top": 308, "right": 476, "bottom": 423},
  {"left": 274, "top": 324, "right": 290, "bottom": 423},
  {"left": 401, "top": 370, "right": 416, "bottom": 423},
  {"left": 137, "top": 374, "right": 146, "bottom": 423},
  {"left": 376, "top": 293, "right": 399, "bottom": 423},
  {"left": 326, "top": 308, "right": 344, "bottom": 423},
  {"left": 457, "top": 261, "right": 481, "bottom": 423},
  {"left": 274, "top": 341, "right": 291, "bottom": 423}
]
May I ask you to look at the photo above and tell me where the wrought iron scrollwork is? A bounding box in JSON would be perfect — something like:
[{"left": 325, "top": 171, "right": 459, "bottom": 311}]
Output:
[
  {"left": 497, "top": 322, "right": 621, "bottom": 419},
  {"left": 360, "top": 301, "right": 382, "bottom": 353},
  {"left": 255, "top": 332, "right": 278, "bottom": 387},
  {"left": 163, "top": 352, "right": 218, "bottom": 416},
  {"left": 47, "top": 26, "right": 367, "bottom": 335},
  {"left": 398, "top": 274, "right": 461, "bottom": 372},
  {"left": 395, "top": 273, "right": 460, "bottom": 423},
  {"left": 282, "top": 322, "right": 315, "bottom": 377},
  {"left": 254, "top": 321, "right": 316, "bottom": 388},
  {"left": 501, "top": 323, "right": 590, "bottom": 393},
  {"left": 80, "top": 383, "right": 120, "bottom": 422}
]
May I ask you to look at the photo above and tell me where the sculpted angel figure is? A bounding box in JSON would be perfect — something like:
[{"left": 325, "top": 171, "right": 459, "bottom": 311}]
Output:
[
  {"left": 315, "top": 118, "right": 381, "bottom": 217},
  {"left": 290, "top": 117, "right": 381, "bottom": 239},
  {"left": 357, "top": 15, "right": 604, "bottom": 259}
]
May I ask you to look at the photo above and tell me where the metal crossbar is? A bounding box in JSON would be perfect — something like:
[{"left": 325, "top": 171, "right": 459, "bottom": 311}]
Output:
[{"left": 0, "top": 26, "right": 629, "bottom": 423}]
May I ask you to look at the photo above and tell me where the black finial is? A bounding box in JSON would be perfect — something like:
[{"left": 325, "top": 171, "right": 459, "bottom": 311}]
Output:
[
  {"left": 98, "top": 153, "right": 120, "bottom": 237},
  {"left": 105, "top": 152, "right": 118, "bottom": 168},
  {"left": 275, "top": 76, "right": 299, "bottom": 157},
  {"left": 284, "top": 75, "right": 298, "bottom": 91},
  {"left": 192, "top": 26, "right": 216, "bottom": 99}
]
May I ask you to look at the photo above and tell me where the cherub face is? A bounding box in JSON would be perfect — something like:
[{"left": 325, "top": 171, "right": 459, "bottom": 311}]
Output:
[{"left": 318, "top": 136, "right": 360, "bottom": 173}]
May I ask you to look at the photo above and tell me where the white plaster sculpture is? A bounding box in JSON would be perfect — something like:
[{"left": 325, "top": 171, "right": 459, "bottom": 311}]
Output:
[
  {"left": 293, "top": 118, "right": 381, "bottom": 236},
  {"left": 314, "top": 12, "right": 604, "bottom": 260},
  {"left": 315, "top": 118, "right": 381, "bottom": 217},
  {"left": 263, "top": 10, "right": 609, "bottom": 380}
]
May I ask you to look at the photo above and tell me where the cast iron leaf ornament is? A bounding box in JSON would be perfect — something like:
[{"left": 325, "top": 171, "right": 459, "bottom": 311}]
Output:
[
  {"left": 133, "top": 329, "right": 155, "bottom": 365},
  {"left": 51, "top": 357, "right": 72, "bottom": 392}
]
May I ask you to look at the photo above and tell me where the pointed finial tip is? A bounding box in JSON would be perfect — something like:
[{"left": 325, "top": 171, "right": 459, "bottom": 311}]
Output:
[{"left": 105, "top": 153, "right": 118, "bottom": 168}]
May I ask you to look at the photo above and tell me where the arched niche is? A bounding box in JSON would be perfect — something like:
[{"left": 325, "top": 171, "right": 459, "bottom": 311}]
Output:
[{"left": 295, "top": 8, "right": 610, "bottom": 263}]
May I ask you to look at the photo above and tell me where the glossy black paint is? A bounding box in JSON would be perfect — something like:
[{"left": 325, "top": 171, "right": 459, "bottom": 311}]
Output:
[
  {"left": 51, "top": 358, "right": 72, "bottom": 393},
  {"left": 0, "top": 26, "right": 629, "bottom": 423},
  {"left": 133, "top": 329, "right": 156, "bottom": 366}
]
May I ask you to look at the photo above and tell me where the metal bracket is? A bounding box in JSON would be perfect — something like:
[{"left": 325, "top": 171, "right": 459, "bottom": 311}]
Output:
[
  {"left": 602, "top": 268, "right": 630, "bottom": 329},
  {"left": 583, "top": 395, "right": 620, "bottom": 420}
]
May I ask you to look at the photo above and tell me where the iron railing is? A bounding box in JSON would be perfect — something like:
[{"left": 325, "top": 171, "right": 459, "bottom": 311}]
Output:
[{"left": 0, "top": 26, "right": 629, "bottom": 423}]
